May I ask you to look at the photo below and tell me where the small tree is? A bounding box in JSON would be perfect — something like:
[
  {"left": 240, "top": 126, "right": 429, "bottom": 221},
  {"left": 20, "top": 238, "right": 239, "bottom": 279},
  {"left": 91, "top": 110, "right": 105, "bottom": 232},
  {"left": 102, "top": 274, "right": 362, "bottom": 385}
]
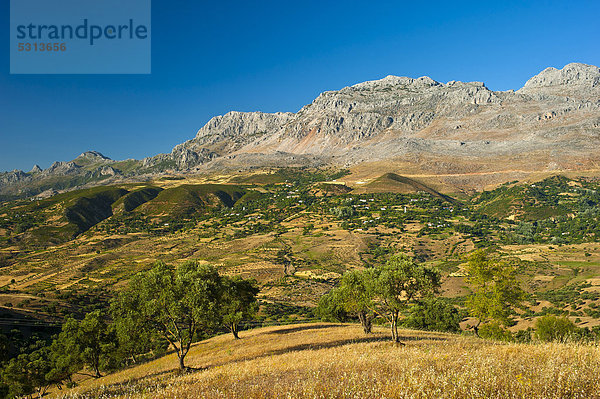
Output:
[
  {"left": 337, "top": 270, "right": 376, "bottom": 334},
  {"left": 1, "top": 342, "right": 56, "bottom": 398},
  {"left": 316, "top": 289, "right": 349, "bottom": 323},
  {"left": 111, "top": 294, "right": 169, "bottom": 365},
  {"left": 464, "top": 250, "right": 525, "bottom": 337},
  {"left": 367, "top": 254, "right": 441, "bottom": 342},
  {"left": 316, "top": 270, "right": 375, "bottom": 333},
  {"left": 535, "top": 315, "right": 578, "bottom": 342},
  {"left": 403, "top": 298, "right": 462, "bottom": 333},
  {"left": 50, "top": 310, "right": 117, "bottom": 378},
  {"left": 113, "top": 261, "right": 222, "bottom": 371},
  {"left": 221, "top": 276, "right": 259, "bottom": 339}
]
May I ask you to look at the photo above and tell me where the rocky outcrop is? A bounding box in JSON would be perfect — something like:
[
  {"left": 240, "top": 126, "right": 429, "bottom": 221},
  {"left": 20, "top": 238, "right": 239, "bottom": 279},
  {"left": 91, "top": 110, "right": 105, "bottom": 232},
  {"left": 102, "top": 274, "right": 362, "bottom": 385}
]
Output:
[
  {"left": 518, "top": 63, "right": 600, "bottom": 99},
  {"left": 168, "top": 63, "right": 600, "bottom": 171},
  {"left": 42, "top": 161, "right": 81, "bottom": 176},
  {"left": 0, "top": 170, "right": 28, "bottom": 185},
  {"left": 99, "top": 166, "right": 119, "bottom": 176}
]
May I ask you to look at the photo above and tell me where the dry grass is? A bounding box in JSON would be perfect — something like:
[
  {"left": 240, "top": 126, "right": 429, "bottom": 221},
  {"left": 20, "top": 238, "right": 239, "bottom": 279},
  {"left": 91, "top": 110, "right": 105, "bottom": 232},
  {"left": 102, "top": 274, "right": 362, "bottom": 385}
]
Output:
[{"left": 57, "top": 323, "right": 600, "bottom": 399}]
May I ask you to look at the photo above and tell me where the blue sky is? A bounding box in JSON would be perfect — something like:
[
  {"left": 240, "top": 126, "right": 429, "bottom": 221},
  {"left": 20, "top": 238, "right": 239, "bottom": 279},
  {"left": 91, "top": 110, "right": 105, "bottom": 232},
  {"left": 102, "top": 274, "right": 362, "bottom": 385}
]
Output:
[{"left": 1, "top": 0, "right": 599, "bottom": 172}]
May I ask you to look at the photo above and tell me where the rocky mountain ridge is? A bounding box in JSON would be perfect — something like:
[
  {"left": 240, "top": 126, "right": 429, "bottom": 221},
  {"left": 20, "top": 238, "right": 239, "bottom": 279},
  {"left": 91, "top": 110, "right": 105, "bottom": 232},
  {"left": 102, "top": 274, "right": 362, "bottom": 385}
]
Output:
[{"left": 2, "top": 63, "right": 599, "bottom": 199}]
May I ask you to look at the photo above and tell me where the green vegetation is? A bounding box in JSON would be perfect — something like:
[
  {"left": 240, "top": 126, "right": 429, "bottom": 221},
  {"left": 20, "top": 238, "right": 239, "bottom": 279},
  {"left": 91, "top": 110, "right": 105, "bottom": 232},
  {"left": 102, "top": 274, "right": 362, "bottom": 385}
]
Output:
[
  {"left": 0, "top": 261, "right": 259, "bottom": 396},
  {"left": 113, "top": 261, "right": 225, "bottom": 371},
  {"left": 318, "top": 254, "right": 440, "bottom": 342},
  {"left": 464, "top": 250, "right": 526, "bottom": 336},
  {"left": 534, "top": 315, "right": 579, "bottom": 342}
]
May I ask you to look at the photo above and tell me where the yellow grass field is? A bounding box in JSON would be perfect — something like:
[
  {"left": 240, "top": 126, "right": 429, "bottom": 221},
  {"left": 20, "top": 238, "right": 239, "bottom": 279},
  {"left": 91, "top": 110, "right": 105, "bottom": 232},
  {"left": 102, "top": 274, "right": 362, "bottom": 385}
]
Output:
[{"left": 58, "top": 323, "right": 600, "bottom": 399}]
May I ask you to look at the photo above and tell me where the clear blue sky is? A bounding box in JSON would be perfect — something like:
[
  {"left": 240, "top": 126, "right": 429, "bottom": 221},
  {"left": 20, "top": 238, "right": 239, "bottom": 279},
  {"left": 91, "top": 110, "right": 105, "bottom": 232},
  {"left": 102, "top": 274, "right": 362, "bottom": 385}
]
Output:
[{"left": 1, "top": 0, "right": 599, "bottom": 172}]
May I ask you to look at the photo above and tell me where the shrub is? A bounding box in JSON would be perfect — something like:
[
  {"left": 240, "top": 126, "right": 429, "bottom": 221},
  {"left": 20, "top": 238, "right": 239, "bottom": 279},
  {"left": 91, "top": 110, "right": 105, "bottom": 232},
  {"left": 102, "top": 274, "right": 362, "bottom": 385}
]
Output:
[
  {"left": 403, "top": 298, "right": 462, "bottom": 333},
  {"left": 534, "top": 315, "right": 578, "bottom": 342},
  {"left": 479, "top": 322, "right": 513, "bottom": 341}
]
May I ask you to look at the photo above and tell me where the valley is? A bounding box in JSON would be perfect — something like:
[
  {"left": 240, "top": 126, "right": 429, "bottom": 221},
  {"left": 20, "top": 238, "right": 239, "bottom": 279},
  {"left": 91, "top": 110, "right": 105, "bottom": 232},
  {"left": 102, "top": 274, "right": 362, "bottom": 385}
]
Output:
[{"left": 2, "top": 168, "right": 600, "bottom": 334}]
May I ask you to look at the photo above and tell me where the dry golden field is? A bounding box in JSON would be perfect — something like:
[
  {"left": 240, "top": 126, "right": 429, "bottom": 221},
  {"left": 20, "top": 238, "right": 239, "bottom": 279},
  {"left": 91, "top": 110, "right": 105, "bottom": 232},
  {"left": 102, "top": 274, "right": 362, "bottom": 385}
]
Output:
[{"left": 57, "top": 323, "right": 600, "bottom": 399}]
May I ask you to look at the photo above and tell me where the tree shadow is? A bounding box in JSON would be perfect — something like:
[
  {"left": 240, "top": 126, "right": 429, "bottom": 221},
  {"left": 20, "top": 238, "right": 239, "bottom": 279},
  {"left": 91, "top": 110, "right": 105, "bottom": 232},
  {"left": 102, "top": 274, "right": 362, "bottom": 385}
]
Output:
[
  {"left": 238, "top": 333, "right": 450, "bottom": 363},
  {"left": 266, "top": 323, "right": 349, "bottom": 335}
]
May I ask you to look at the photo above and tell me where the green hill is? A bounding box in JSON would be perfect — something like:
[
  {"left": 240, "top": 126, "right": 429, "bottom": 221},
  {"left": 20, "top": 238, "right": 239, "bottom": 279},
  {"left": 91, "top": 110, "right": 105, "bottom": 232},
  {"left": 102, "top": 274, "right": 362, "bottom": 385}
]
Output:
[
  {"left": 136, "top": 184, "right": 247, "bottom": 219},
  {"left": 357, "top": 173, "right": 456, "bottom": 203}
]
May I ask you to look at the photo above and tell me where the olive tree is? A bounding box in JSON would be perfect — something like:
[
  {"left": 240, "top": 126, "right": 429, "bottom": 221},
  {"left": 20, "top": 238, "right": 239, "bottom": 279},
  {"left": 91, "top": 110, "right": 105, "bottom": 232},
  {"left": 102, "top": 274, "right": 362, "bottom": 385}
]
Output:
[
  {"left": 112, "top": 261, "right": 223, "bottom": 371},
  {"left": 220, "top": 276, "right": 259, "bottom": 339},
  {"left": 49, "top": 310, "right": 117, "bottom": 379},
  {"left": 367, "top": 254, "right": 441, "bottom": 343}
]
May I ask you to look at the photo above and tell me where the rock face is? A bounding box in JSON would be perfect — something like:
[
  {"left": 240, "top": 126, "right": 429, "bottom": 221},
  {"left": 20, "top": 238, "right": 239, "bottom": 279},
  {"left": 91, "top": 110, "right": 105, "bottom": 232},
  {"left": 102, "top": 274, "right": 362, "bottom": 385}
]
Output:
[
  {"left": 42, "top": 161, "right": 81, "bottom": 176},
  {"left": 168, "top": 62, "right": 600, "bottom": 172},
  {"left": 518, "top": 63, "right": 600, "bottom": 99}
]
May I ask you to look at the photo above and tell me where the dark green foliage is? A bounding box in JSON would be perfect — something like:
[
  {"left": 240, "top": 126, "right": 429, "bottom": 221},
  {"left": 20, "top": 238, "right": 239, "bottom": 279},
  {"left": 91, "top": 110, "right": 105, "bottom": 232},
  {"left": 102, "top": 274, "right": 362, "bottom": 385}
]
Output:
[
  {"left": 316, "top": 290, "right": 350, "bottom": 323},
  {"left": 403, "top": 298, "right": 463, "bottom": 333},
  {"left": 514, "top": 328, "right": 534, "bottom": 343},
  {"left": 1, "top": 342, "right": 55, "bottom": 398},
  {"left": 50, "top": 310, "right": 118, "bottom": 378},
  {"left": 112, "top": 261, "right": 223, "bottom": 370},
  {"left": 322, "top": 254, "right": 441, "bottom": 342},
  {"left": 366, "top": 254, "right": 441, "bottom": 342},
  {"left": 138, "top": 184, "right": 246, "bottom": 219},
  {"left": 110, "top": 296, "right": 169, "bottom": 365},
  {"left": 317, "top": 270, "right": 375, "bottom": 333},
  {"left": 479, "top": 321, "right": 514, "bottom": 342},
  {"left": 65, "top": 188, "right": 129, "bottom": 233},
  {"left": 112, "top": 187, "right": 163, "bottom": 212},
  {"left": 221, "top": 276, "right": 260, "bottom": 339}
]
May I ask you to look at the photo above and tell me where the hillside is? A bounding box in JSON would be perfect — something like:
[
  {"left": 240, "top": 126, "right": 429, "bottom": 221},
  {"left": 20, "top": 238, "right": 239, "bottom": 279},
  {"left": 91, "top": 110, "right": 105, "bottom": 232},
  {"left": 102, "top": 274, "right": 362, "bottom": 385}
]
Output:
[
  {"left": 354, "top": 173, "right": 456, "bottom": 203},
  {"left": 2, "top": 172, "right": 600, "bottom": 333},
  {"left": 56, "top": 323, "right": 600, "bottom": 398}
]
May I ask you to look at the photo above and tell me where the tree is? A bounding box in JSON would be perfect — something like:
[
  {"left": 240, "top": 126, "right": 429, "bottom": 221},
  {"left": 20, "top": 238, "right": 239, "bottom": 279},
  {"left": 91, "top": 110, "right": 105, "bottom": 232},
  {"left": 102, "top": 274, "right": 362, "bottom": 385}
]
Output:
[
  {"left": 337, "top": 270, "right": 376, "bottom": 334},
  {"left": 464, "top": 250, "right": 526, "bottom": 337},
  {"left": 1, "top": 343, "right": 55, "bottom": 399},
  {"left": 50, "top": 310, "right": 117, "bottom": 378},
  {"left": 366, "top": 254, "right": 441, "bottom": 342},
  {"left": 220, "top": 276, "right": 259, "bottom": 339},
  {"left": 111, "top": 293, "right": 169, "bottom": 365},
  {"left": 316, "top": 289, "right": 348, "bottom": 322},
  {"left": 403, "top": 298, "right": 462, "bottom": 333},
  {"left": 316, "top": 271, "right": 374, "bottom": 334},
  {"left": 112, "top": 261, "right": 222, "bottom": 371}
]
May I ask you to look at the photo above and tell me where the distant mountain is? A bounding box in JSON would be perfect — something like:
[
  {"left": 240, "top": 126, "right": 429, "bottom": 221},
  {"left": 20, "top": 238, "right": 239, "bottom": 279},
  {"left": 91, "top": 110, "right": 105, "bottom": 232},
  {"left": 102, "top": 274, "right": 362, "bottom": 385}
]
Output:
[{"left": 2, "top": 63, "right": 599, "bottom": 199}]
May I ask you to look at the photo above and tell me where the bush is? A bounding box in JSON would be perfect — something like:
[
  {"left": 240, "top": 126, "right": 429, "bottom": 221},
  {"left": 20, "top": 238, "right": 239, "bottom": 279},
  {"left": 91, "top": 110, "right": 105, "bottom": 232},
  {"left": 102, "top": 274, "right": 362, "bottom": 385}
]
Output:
[
  {"left": 403, "top": 298, "right": 462, "bottom": 333},
  {"left": 479, "top": 322, "right": 513, "bottom": 341},
  {"left": 514, "top": 328, "right": 533, "bottom": 343},
  {"left": 534, "top": 315, "right": 578, "bottom": 342}
]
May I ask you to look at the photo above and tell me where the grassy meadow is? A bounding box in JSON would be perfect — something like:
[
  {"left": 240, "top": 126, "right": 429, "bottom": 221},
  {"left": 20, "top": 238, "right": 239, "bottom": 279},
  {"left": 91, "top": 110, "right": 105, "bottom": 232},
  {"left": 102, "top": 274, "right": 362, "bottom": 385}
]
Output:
[{"left": 57, "top": 323, "right": 600, "bottom": 399}]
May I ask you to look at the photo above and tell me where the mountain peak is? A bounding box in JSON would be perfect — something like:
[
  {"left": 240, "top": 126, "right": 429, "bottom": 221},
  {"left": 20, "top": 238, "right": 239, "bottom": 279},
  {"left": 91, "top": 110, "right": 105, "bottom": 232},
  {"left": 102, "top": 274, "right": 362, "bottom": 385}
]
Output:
[
  {"left": 518, "top": 63, "right": 600, "bottom": 98},
  {"left": 76, "top": 151, "right": 111, "bottom": 161}
]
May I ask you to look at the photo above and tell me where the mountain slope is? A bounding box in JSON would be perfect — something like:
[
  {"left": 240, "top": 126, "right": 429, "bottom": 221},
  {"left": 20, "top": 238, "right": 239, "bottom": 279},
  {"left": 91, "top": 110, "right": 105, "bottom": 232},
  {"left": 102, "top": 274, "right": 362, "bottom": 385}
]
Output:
[{"left": 2, "top": 63, "right": 600, "bottom": 199}]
